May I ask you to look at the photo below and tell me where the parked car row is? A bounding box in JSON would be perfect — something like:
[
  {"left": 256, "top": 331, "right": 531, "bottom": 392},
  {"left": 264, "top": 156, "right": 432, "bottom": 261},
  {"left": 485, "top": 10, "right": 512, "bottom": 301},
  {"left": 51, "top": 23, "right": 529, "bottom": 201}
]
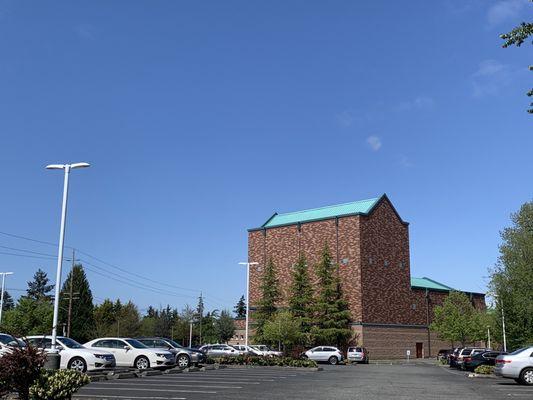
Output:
[
  {"left": 301, "top": 346, "right": 369, "bottom": 365},
  {"left": 444, "top": 345, "right": 533, "bottom": 385},
  {"left": 0, "top": 333, "right": 204, "bottom": 373},
  {"left": 199, "top": 344, "right": 283, "bottom": 358}
]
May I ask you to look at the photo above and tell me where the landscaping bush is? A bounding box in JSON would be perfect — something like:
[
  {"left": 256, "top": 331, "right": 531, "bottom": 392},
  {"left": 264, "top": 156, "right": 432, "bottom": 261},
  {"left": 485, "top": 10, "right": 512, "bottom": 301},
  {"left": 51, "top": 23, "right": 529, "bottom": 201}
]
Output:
[
  {"left": 474, "top": 365, "right": 494, "bottom": 375},
  {"left": 29, "top": 369, "right": 90, "bottom": 400},
  {"left": 210, "top": 355, "right": 318, "bottom": 368},
  {"left": 0, "top": 342, "right": 46, "bottom": 400}
]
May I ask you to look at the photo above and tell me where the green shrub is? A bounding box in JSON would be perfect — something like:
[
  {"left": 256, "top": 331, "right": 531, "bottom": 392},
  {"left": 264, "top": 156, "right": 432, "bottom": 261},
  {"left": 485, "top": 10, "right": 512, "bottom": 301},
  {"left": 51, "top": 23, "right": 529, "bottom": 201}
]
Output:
[
  {"left": 209, "top": 355, "right": 317, "bottom": 368},
  {"left": 29, "top": 369, "right": 90, "bottom": 400},
  {"left": 474, "top": 365, "right": 494, "bottom": 375}
]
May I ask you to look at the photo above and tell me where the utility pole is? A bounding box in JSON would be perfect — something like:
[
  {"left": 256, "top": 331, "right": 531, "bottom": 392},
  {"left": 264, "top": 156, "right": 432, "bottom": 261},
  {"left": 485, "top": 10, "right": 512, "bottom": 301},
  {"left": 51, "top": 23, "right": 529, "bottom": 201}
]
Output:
[
  {"left": 0, "top": 272, "right": 14, "bottom": 324},
  {"left": 189, "top": 321, "right": 193, "bottom": 347}
]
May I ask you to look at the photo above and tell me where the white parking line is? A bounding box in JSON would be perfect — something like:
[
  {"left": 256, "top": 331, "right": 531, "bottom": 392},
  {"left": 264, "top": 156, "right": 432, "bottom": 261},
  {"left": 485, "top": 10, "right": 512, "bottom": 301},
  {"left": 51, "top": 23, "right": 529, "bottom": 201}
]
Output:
[
  {"left": 74, "top": 395, "right": 186, "bottom": 400},
  {"left": 90, "top": 382, "right": 243, "bottom": 389},
  {"left": 146, "top": 377, "right": 266, "bottom": 383},
  {"left": 137, "top": 379, "right": 261, "bottom": 385},
  {"left": 80, "top": 387, "right": 217, "bottom": 394}
]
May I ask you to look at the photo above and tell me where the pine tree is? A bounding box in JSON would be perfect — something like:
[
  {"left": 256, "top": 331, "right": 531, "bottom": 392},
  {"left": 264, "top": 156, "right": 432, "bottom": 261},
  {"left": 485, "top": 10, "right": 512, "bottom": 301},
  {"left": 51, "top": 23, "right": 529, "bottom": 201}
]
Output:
[
  {"left": 196, "top": 294, "right": 205, "bottom": 344},
  {"left": 311, "top": 244, "right": 352, "bottom": 347},
  {"left": 288, "top": 254, "right": 314, "bottom": 340},
  {"left": 254, "top": 258, "right": 280, "bottom": 340},
  {"left": 58, "top": 264, "right": 95, "bottom": 343},
  {"left": 26, "top": 269, "right": 54, "bottom": 302},
  {"left": 233, "top": 295, "right": 246, "bottom": 319},
  {"left": 93, "top": 299, "right": 116, "bottom": 337},
  {"left": 1, "top": 290, "right": 14, "bottom": 311}
]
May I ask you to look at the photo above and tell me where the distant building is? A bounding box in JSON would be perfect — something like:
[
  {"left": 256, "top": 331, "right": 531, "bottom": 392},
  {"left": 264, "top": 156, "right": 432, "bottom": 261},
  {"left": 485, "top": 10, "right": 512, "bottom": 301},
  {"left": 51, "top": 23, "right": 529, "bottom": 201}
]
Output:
[{"left": 247, "top": 194, "right": 485, "bottom": 359}]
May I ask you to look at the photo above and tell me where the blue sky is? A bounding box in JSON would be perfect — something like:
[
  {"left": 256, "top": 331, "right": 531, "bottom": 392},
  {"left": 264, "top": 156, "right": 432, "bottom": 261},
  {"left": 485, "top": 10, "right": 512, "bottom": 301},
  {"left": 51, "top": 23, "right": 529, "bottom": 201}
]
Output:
[{"left": 0, "top": 1, "right": 531, "bottom": 313}]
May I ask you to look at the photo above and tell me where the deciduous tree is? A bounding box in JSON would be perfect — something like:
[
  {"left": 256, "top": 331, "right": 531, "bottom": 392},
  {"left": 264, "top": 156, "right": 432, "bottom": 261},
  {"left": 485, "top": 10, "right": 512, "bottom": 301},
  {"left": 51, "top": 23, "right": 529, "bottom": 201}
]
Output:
[{"left": 216, "top": 310, "right": 235, "bottom": 343}]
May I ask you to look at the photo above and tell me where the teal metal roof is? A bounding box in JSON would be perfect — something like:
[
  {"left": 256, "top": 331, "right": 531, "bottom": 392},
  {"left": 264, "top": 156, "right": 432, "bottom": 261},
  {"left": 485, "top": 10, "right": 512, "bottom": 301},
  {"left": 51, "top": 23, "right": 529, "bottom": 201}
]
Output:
[
  {"left": 411, "top": 277, "right": 454, "bottom": 291},
  {"left": 262, "top": 197, "right": 381, "bottom": 228}
]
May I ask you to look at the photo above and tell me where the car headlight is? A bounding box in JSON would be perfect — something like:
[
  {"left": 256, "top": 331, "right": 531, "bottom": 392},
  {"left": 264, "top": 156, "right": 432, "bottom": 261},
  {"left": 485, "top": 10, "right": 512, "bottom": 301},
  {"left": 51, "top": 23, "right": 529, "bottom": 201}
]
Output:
[
  {"left": 94, "top": 354, "right": 107, "bottom": 359},
  {"left": 156, "top": 353, "right": 168, "bottom": 358}
]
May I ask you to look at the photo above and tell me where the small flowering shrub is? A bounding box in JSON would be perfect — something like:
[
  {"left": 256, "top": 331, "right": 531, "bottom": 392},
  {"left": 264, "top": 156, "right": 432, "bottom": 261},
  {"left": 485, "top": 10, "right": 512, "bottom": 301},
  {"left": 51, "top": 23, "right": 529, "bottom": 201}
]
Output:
[
  {"left": 474, "top": 365, "right": 494, "bottom": 375},
  {"left": 29, "top": 369, "right": 90, "bottom": 400},
  {"left": 210, "top": 355, "right": 318, "bottom": 368}
]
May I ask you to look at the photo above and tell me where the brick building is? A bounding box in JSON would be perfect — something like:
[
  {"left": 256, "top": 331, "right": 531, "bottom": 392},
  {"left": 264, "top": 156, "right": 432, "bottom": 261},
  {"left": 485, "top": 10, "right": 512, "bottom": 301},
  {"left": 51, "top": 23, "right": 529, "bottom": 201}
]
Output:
[{"left": 247, "top": 194, "right": 485, "bottom": 359}]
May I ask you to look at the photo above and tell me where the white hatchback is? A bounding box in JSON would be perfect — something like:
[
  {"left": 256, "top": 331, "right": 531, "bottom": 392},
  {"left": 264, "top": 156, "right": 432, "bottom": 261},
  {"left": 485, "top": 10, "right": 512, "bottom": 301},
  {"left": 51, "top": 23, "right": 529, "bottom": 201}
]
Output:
[
  {"left": 250, "top": 345, "right": 283, "bottom": 357},
  {"left": 25, "top": 336, "right": 115, "bottom": 372},
  {"left": 84, "top": 337, "right": 175, "bottom": 370}
]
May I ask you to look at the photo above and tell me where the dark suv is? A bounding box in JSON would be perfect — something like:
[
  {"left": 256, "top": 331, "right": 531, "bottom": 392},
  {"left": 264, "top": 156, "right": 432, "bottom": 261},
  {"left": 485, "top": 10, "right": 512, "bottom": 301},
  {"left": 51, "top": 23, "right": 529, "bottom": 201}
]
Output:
[{"left": 463, "top": 350, "right": 506, "bottom": 371}]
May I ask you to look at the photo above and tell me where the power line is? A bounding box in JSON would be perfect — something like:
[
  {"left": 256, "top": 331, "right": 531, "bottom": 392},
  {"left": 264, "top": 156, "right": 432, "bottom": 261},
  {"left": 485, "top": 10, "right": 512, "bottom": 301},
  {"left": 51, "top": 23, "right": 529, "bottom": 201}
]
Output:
[{"left": 0, "top": 230, "right": 235, "bottom": 307}]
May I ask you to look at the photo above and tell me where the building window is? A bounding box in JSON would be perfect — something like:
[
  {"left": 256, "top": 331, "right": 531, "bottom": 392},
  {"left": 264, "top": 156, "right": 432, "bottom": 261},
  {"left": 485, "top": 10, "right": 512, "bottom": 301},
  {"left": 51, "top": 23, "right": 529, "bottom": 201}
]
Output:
[
  {"left": 368, "top": 257, "right": 373, "bottom": 265},
  {"left": 411, "top": 303, "right": 416, "bottom": 310},
  {"left": 384, "top": 260, "right": 389, "bottom": 267},
  {"left": 399, "top": 261, "right": 404, "bottom": 268}
]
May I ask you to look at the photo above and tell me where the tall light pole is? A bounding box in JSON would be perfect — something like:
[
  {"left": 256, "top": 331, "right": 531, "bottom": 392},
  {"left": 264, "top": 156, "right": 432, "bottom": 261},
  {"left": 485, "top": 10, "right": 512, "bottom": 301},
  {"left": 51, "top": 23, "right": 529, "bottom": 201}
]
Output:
[
  {"left": 0, "top": 272, "right": 14, "bottom": 324},
  {"left": 487, "top": 326, "right": 491, "bottom": 349},
  {"left": 238, "top": 262, "right": 257, "bottom": 346},
  {"left": 494, "top": 294, "right": 507, "bottom": 352},
  {"left": 46, "top": 162, "right": 90, "bottom": 368}
]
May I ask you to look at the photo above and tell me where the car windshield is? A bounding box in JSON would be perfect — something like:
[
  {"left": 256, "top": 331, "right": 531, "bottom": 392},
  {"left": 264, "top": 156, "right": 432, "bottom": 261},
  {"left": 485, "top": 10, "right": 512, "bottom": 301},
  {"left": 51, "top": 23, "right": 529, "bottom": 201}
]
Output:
[
  {"left": 0, "top": 334, "right": 16, "bottom": 345},
  {"left": 462, "top": 349, "right": 472, "bottom": 355},
  {"left": 167, "top": 339, "right": 184, "bottom": 349},
  {"left": 126, "top": 339, "right": 148, "bottom": 349},
  {"left": 59, "top": 337, "right": 84, "bottom": 349}
]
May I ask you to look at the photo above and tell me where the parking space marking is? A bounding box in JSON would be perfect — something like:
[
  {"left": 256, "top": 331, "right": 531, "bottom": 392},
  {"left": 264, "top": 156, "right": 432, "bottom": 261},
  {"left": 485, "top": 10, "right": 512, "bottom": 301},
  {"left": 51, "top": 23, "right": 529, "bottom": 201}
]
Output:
[
  {"left": 138, "top": 379, "right": 262, "bottom": 385},
  {"left": 89, "top": 382, "right": 243, "bottom": 389},
  {"left": 74, "top": 395, "right": 186, "bottom": 400},
  {"left": 80, "top": 387, "right": 217, "bottom": 394}
]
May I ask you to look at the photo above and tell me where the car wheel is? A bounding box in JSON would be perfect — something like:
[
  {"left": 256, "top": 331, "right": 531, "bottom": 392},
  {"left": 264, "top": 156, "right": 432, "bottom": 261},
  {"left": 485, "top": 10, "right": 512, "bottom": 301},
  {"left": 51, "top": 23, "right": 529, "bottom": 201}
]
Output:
[
  {"left": 301, "top": 354, "right": 308, "bottom": 359},
  {"left": 519, "top": 368, "right": 533, "bottom": 385},
  {"left": 328, "top": 356, "right": 339, "bottom": 365},
  {"left": 135, "top": 356, "right": 150, "bottom": 370},
  {"left": 68, "top": 357, "right": 87, "bottom": 372},
  {"left": 177, "top": 354, "right": 190, "bottom": 368}
]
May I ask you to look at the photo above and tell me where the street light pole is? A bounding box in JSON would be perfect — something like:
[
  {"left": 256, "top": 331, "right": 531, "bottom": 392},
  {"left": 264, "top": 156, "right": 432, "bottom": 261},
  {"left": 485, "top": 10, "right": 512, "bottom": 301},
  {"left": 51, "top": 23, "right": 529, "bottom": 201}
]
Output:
[
  {"left": 487, "top": 326, "right": 491, "bottom": 349},
  {"left": 0, "top": 272, "right": 14, "bottom": 324},
  {"left": 238, "top": 262, "right": 257, "bottom": 347},
  {"left": 46, "top": 162, "right": 89, "bottom": 368},
  {"left": 501, "top": 306, "right": 507, "bottom": 353}
]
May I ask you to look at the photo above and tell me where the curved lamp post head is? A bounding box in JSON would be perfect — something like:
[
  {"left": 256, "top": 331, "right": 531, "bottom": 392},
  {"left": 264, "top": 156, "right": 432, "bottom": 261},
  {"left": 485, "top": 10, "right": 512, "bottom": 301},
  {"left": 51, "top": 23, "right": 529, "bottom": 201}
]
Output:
[{"left": 46, "top": 163, "right": 90, "bottom": 170}]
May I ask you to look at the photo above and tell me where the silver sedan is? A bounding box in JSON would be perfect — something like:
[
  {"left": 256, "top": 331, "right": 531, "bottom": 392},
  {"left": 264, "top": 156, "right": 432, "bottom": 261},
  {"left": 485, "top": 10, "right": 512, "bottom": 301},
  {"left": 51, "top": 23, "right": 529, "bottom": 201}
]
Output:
[{"left": 494, "top": 346, "right": 533, "bottom": 385}]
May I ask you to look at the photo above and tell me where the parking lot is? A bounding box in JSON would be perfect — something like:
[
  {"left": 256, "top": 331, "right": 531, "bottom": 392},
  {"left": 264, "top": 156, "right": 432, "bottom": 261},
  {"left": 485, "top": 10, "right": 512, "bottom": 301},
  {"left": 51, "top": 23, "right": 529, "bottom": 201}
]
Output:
[{"left": 73, "top": 363, "right": 533, "bottom": 400}]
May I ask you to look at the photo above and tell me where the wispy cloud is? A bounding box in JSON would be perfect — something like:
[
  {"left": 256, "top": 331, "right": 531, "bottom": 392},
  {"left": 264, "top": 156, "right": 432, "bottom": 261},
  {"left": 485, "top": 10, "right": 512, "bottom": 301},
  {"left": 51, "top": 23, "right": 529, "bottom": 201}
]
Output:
[
  {"left": 398, "top": 154, "right": 413, "bottom": 168},
  {"left": 366, "top": 136, "right": 382, "bottom": 151},
  {"left": 487, "top": 0, "right": 528, "bottom": 27},
  {"left": 471, "top": 59, "right": 511, "bottom": 97},
  {"left": 395, "top": 96, "right": 434, "bottom": 112},
  {"left": 335, "top": 111, "right": 355, "bottom": 127},
  {"left": 75, "top": 23, "right": 97, "bottom": 40}
]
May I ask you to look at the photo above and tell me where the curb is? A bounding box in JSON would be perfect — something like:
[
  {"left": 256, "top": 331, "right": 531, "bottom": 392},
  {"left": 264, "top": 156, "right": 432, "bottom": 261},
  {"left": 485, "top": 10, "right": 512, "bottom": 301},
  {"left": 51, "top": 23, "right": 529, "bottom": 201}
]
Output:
[
  {"left": 163, "top": 368, "right": 183, "bottom": 374},
  {"left": 140, "top": 370, "right": 163, "bottom": 377},
  {"left": 89, "top": 375, "right": 107, "bottom": 382}
]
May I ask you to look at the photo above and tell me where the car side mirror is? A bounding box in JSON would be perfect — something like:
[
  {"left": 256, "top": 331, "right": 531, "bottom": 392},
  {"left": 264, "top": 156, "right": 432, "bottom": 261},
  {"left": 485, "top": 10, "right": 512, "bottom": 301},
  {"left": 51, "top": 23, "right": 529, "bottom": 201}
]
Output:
[{"left": 124, "top": 345, "right": 131, "bottom": 351}]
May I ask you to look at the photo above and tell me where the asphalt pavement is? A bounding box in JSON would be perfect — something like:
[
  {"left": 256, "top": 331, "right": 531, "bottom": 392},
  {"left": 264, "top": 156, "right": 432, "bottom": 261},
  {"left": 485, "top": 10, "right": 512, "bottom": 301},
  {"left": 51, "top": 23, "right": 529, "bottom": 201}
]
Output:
[{"left": 74, "top": 363, "right": 533, "bottom": 400}]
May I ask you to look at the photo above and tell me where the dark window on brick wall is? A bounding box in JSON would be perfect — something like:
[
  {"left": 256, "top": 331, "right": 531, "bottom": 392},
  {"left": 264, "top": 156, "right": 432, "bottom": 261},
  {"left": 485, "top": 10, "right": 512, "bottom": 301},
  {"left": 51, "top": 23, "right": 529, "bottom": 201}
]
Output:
[{"left": 384, "top": 260, "right": 389, "bottom": 267}]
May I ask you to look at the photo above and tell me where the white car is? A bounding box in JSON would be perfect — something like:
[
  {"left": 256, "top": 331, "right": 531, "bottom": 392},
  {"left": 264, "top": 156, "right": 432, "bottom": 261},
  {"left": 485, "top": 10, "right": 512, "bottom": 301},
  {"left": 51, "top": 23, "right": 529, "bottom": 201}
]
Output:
[
  {"left": 304, "top": 346, "right": 344, "bottom": 365},
  {"left": 84, "top": 337, "right": 175, "bottom": 370},
  {"left": 231, "top": 345, "right": 262, "bottom": 356},
  {"left": 494, "top": 346, "right": 533, "bottom": 385},
  {"left": 25, "top": 336, "right": 115, "bottom": 372},
  {"left": 0, "top": 333, "right": 23, "bottom": 357},
  {"left": 250, "top": 345, "right": 283, "bottom": 357}
]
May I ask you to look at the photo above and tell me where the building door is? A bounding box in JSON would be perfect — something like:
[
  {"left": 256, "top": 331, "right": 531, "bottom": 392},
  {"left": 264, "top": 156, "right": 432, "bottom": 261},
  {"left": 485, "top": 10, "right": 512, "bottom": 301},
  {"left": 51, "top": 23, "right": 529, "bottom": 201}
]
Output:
[{"left": 416, "top": 342, "right": 423, "bottom": 358}]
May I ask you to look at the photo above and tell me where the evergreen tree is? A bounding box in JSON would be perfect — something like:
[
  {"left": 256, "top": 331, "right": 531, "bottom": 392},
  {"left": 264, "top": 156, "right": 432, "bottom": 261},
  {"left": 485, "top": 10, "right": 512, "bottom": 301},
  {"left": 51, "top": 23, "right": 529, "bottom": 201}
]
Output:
[
  {"left": 116, "top": 301, "right": 141, "bottom": 337},
  {"left": 288, "top": 254, "right": 314, "bottom": 340},
  {"left": 234, "top": 295, "right": 246, "bottom": 319},
  {"left": 93, "top": 299, "right": 117, "bottom": 337},
  {"left": 196, "top": 294, "right": 205, "bottom": 343},
  {"left": 1, "top": 290, "right": 14, "bottom": 311},
  {"left": 254, "top": 258, "right": 280, "bottom": 340},
  {"left": 58, "top": 264, "right": 95, "bottom": 343},
  {"left": 490, "top": 201, "right": 533, "bottom": 349},
  {"left": 310, "top": 244, "right": 352, "bottom": 347},
  {"left": 26, "top": 269, "right": 54, "bottom": 302},
  {"left": 200, "top": 311, "right": 218, "bottom": 344},
  {"left": 216, "top": 310, "right": 235, "bottom": 343}
]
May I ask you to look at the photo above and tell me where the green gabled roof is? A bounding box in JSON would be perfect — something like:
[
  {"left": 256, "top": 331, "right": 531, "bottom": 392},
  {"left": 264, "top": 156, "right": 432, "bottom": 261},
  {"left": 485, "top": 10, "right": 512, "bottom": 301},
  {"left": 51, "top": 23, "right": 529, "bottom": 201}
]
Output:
[
  {"left": 410, "top": 277, "right": 455, "bottom": 291},
  {"left": 261, "top": 196, "right": 382, "bottom": 229}
]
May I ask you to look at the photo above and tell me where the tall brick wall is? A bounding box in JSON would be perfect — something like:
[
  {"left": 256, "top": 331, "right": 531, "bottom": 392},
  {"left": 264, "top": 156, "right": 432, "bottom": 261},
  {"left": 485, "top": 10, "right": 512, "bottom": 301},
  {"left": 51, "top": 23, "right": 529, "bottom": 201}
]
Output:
[{"left": 248, "top": 215, "right": 363, "bottom": 320}]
